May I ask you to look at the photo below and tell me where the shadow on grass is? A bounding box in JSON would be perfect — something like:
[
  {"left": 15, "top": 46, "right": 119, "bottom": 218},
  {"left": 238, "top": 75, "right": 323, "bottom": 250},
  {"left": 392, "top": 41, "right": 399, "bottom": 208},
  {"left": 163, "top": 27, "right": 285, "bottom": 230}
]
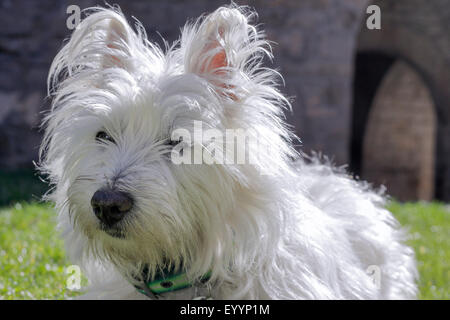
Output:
[{"left": 0, "top": 169, "right": 50, "bottom": 208}]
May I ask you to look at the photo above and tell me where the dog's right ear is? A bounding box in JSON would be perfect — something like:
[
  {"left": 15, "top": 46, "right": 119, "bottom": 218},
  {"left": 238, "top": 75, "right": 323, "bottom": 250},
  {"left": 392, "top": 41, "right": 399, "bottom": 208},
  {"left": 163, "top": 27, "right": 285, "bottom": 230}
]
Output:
[
  {"left": 48, "top": 8, "right": 144, "bottom": 92},
  {"left": 102, "top": 17, "right": 134, "bottom": 69}
]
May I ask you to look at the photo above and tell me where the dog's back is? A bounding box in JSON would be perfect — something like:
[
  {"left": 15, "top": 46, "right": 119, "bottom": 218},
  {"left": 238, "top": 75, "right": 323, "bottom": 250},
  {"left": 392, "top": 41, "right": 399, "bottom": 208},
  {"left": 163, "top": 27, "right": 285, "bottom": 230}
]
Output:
[{"left": 292, "top": 157, "right": 418, "bottom": 299}]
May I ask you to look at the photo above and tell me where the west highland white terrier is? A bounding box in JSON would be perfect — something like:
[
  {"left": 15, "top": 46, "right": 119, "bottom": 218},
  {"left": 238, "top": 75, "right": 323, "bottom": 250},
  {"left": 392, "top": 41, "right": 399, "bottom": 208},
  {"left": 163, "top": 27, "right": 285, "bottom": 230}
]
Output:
[{"left": 39, "top": 4, "right": 418, "bottom": 299}]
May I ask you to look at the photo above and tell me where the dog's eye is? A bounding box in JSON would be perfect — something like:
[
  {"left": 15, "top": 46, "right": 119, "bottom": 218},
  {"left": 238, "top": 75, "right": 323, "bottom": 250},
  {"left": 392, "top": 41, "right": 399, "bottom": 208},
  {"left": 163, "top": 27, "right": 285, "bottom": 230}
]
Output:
[
  {"left": 168, "top": 137, "right": 182, "bottom": 147},
  {"left": 95, "top": 131, "right": 115, "bottom": 144}
]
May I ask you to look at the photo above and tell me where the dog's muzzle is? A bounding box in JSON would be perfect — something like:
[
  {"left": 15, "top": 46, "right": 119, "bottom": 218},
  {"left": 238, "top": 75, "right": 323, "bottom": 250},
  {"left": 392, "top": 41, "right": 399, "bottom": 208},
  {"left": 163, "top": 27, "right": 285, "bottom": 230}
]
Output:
[{"left": 91, "top": 188, "right": 133, "bottom": 228}]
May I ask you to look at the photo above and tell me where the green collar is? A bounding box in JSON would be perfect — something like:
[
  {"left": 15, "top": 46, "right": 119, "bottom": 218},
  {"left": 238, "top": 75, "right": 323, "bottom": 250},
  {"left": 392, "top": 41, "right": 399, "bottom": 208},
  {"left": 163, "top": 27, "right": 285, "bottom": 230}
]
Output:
[{"left": 133, "top": 266, "right": 211, "bottom": 299}]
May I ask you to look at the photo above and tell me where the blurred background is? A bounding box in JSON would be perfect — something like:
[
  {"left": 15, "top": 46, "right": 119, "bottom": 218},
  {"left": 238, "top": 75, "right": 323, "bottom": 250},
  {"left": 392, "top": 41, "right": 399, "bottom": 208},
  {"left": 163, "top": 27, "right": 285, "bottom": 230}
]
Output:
[
  {"left": 0, "top": 0, "right": 448, "bottom": 299},
  {"left": 1, "top": 0, "right": 449, "bottom": 203}
]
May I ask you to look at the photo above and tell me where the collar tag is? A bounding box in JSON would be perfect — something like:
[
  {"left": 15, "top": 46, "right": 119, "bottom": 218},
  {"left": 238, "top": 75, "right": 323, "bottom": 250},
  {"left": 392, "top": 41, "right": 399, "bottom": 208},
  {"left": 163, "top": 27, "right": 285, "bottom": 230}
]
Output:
[{"left": 134, "top": 269, "right": 212, "bottom": 299}]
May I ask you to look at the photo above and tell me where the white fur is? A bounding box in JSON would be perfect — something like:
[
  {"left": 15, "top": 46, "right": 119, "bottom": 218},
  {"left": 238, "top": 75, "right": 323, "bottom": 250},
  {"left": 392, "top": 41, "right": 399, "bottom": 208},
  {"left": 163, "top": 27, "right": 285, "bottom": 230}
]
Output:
[{"left": 40, "top": 4, "right": 417, "bottom": 299}]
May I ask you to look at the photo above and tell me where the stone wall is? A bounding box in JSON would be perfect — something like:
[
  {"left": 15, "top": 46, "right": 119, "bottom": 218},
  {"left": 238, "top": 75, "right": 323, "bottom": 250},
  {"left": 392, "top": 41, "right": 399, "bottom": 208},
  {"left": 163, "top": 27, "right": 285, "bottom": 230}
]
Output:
[{"left": 0, "top": 0, "right": 367, "bottom": 168}]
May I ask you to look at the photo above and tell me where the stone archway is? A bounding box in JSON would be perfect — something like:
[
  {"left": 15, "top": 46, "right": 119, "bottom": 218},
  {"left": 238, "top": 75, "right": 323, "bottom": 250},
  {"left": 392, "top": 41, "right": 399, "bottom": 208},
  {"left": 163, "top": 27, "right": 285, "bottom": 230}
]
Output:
[
  {"left": 362, "top": 60, "right": 436, "bottom": 201},
  {"left": 351, "top": 0, "right": 450, "bottom": 201}
]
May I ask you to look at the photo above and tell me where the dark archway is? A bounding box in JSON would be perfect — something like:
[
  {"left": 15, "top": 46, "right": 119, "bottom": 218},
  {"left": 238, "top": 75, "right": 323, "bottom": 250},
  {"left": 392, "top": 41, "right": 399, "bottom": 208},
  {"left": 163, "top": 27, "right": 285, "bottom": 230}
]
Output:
[
  {"left": 352, "top": 0, "right": 450, "bottom": 201},
  {"left": 351, "top": 52, "right": 438, "bottom": 200},
  {"left": 350, "top": 52, "right": 395, "bottom": 177}
]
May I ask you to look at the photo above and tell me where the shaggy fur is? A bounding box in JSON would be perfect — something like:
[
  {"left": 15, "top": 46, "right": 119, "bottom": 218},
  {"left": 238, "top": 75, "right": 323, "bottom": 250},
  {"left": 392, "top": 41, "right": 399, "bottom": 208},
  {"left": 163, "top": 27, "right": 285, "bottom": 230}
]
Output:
[{"left": 39, "top": 4, "right": 417, "bottom": 299}]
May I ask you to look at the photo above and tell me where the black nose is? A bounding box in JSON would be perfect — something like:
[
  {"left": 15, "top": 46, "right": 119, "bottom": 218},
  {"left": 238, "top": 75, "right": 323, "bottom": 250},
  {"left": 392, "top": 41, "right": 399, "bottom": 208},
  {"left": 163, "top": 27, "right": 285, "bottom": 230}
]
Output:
[{"left": 91, "top": 188, "right": 133, "bottom": 227}]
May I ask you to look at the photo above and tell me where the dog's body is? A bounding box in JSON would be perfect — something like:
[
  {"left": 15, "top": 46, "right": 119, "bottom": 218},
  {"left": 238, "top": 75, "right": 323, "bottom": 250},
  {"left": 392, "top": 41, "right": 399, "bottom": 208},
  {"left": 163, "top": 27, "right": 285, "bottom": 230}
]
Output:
[{"left": 40, "top": 5, "right": 417, "bottom": 299}]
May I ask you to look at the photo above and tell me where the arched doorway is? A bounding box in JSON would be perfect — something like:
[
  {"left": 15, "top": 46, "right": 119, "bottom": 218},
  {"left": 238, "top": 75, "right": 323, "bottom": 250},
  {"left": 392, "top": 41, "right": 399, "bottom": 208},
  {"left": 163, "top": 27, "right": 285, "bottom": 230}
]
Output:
[
  {"left": 353, "top": 0, "right": 450, "bottom": 201},
  {"left": 361, "top": 60, "right": 436, "bottom": 201},
  {"left": 350, "top": 52, "right": 396, "bottom": 177}
]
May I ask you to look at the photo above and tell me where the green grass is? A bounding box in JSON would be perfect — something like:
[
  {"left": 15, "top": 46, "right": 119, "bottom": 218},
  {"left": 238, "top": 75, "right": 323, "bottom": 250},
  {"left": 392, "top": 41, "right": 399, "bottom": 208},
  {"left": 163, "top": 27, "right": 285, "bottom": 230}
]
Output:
[
  {"left": 388, "top": 202, "right": 449, "bottom": 299},
  {"left": 0, "top": 202, "right": 82, "bottom": 299},
  {"left": 0, "top": 169, "right": 448, "bottom": 299}
]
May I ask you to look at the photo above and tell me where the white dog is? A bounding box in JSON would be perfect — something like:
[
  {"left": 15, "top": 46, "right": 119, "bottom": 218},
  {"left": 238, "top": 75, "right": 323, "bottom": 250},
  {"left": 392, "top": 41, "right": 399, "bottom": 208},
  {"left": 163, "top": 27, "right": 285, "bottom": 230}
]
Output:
[{"left": 40, "top": 4, "right": 417, "bottom": 299}]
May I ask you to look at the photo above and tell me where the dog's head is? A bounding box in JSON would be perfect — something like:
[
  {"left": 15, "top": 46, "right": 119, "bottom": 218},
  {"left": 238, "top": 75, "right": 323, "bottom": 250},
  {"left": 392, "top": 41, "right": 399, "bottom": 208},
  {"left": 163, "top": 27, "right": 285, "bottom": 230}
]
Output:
[{"left": 40, "top": 5, "right": 295, "bottom": 279}]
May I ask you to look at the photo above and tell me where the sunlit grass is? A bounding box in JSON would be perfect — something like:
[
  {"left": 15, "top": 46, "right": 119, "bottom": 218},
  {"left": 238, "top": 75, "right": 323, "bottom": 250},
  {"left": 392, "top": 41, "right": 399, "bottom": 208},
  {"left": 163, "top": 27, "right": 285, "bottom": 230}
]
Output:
[
  {"left": 0, "top": 199, "right": 448, "bottom": 299},
  {"left": 388, "top": 202, "right": 449, "bottom": 299},
  {"left": 0, "top": 202, "right": 82, "bottom": 299}
]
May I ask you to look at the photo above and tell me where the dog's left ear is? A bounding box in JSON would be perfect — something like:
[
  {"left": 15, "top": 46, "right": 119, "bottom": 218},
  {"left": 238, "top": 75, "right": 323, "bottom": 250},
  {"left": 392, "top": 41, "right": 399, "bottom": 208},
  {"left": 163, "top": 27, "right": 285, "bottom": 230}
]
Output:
[{"left": 181, "top": 6, "right": 260, "bottom": 99}]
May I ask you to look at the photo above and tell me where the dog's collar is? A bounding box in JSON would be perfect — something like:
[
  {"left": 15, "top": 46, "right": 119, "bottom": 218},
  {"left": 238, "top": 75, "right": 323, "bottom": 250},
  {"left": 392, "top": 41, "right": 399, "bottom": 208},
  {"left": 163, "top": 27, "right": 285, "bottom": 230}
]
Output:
[{"left": 133, "top": 266, "right": 211, "bottom": 299}]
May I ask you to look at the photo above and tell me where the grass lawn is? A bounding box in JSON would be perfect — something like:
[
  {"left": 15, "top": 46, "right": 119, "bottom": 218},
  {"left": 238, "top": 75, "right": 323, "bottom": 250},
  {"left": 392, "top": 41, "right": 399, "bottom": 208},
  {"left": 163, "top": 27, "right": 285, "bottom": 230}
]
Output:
[
  {"left": 0, "top": 202, "right": 81, "bottom": 299},
  {"left": 389, "top": 202, "right": 449, "bottom": 299},
  {"left": 0, "top": 171, "right": 448, "bottom": 299}
]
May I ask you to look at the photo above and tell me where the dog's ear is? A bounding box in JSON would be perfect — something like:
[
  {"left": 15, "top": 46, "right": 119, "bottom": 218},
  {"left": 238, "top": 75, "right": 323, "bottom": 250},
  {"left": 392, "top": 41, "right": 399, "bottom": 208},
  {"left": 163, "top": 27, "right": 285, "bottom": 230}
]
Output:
[
  {"left": 49, "top": 8, "right": 144, "bottom": 92},
  {"left": 101, "top": 17, "right": 133, "bottom": 69},
  {"left": 181, "top": 6, "right": 261, "bottom": 99}
]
